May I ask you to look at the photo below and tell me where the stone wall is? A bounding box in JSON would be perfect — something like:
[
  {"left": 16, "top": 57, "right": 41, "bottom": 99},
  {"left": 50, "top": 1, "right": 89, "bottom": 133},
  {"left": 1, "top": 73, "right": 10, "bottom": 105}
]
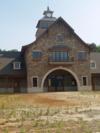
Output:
[
  {"left": 25, "top": 20, "right": 91, "bottom": 92},
  {"left": 0, "top": 77, "right": 27, "bottom": 93}
]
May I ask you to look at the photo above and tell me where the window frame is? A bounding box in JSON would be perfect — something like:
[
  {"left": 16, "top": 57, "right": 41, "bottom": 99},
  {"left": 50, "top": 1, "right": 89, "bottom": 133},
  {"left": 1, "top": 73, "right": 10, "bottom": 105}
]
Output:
[
  {"left": 77, "top": 51, "right": 88, "bottom": 61},
  {"left": 90, "top": 60, "right": 96, "bottom": 69},
  {"left": 82, "top": 76, "right": 88, "bottom": 86},
  {"left": 50, "top": 51, "right": 69, "bottom": 62},
  {"left": 32, "top": 76, "right": 38, "bottom": 87},
  {"left": 32, "top": 50, "right": 42, "bottom": 60},
  {"left": 13, "top": 61, "right": 21, "bottom": 70}
]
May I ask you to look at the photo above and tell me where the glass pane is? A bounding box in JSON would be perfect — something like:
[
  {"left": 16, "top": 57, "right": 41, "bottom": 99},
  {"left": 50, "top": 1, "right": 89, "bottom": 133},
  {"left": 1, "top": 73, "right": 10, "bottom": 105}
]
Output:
[
  {"left": 32, "top": 51, "right": 42, "bottom": 59},
  {"left": 83, "top": 77, "right": 87, "bottom": 86},
  {"left": 90, "top": 62, "right": 96, "bottom": 68},
  {"left": 51, "top": 51, "right": 68, "bottom": 62},
  {"left": 33, "top": 78, "right": 37, "bottom": 87},
  {"left": 78, "top": 52, "right": 87, "bottom": 60},
  {"left": 52, "top": 52, "right": 55, "bottom": 61},
  {"left": 63, "top": 52, "right": 68, "bottom": 61},
  {"left": 61, "top": 52, "right": 63, "bottom": 61}
]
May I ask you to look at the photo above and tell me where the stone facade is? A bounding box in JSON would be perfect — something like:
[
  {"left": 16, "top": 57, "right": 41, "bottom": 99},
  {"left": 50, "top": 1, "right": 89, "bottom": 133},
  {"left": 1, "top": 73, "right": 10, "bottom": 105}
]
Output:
[
  {"left": 1, "top": 7, "right": 97, "bottom": 93},
  {"left": 23, "top": 12, "right": 92, "bottom": 92}
]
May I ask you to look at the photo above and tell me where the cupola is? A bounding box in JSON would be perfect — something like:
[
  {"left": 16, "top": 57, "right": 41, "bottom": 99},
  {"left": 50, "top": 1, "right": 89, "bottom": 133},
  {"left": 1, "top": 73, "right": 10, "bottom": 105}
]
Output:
[{"left": 36, "top": 7, "right": 56, "bottom": 38}]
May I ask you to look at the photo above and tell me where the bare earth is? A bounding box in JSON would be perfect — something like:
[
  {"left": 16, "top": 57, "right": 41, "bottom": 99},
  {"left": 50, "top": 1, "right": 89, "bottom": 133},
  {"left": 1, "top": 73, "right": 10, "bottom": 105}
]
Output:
[{"left": 0, "top": 92, "right": 100, "bottom": 133}]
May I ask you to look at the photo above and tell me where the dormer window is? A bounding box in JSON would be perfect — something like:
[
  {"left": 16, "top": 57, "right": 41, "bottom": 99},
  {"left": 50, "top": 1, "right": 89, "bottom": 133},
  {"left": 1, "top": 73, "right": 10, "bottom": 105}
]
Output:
[{"left": 13, "top": 62, "right": 21, "bottom": 70}]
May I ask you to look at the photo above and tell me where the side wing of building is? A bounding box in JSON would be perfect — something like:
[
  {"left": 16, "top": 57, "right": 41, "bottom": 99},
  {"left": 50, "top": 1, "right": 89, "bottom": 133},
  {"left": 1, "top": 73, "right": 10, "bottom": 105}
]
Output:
[{"left": 0, "top": 51, "right": 27, "bottom": 93}]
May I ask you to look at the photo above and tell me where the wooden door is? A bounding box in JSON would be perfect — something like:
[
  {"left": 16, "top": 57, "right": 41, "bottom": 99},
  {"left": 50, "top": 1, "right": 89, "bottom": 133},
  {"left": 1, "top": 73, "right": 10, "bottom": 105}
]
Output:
[{"left": 14, "top": 80, "right": 20, "bottom": 93}]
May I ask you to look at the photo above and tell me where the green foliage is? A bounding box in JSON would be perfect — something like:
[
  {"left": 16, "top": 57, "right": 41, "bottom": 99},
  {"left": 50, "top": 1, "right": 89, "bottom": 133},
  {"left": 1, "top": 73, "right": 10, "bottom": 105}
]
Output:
[
  {"left": 89, "top": 43, "right": 100, "bottom": 52},
  {"left": 3, "top": 128, "right": 9, "bottom": 133},
  {"left": 0, "top": 49, "right": 18, "bottom": 52},
  {"left": 20, "top": 128, "right": 26, "bottom": 133},
  {"left": 96, "top": 45, "right": 100, "bottom": 52}
]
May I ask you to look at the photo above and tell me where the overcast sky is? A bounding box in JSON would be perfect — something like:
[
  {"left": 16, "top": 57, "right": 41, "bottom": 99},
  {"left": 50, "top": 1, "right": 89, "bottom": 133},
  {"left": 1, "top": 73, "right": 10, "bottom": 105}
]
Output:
[{"left": 0, "top": 0, "right": 100, "bottom": 50}]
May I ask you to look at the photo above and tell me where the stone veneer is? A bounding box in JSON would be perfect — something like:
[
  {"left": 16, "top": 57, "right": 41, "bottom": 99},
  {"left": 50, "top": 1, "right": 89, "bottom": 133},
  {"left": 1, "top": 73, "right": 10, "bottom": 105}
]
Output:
[{"left": 24, "top": 19, "right": 92, "bottom": 92}]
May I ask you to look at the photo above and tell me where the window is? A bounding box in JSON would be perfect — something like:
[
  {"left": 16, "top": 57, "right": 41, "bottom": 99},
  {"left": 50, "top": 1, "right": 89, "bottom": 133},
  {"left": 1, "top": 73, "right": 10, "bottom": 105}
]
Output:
[
  {"left": 77, "top": 51, "right": 87, "bottom": 61},
  {"left": 32, "top": 77, "right": 38, "bottom": 87},
  {"left": 32, "top": 51, "right": 42, "bottom": 60},
  {"left": 13, "top": 62, "right": 21, "bottom": 70},
  {"left": 82, "top": 76, "right": 88, "bottom": 86},
  {"left": 56, "top": 34, "right": 64, "bottom": 43},
  {"left": 50, "top": 51, "right": 69, "bottom": 62},
  {"left": 90, "top": 61, "right": 96, "bottom": 69}
]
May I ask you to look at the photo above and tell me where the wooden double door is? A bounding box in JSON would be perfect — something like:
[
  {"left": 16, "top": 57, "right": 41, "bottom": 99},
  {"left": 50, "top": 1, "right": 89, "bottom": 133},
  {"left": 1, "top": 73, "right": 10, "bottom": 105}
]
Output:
[
  {"left": 48, "top": 75, "right": 64, "bottom": 92},
  {"left": 44, "top": 70, "right": 77, "bottom": 92}
]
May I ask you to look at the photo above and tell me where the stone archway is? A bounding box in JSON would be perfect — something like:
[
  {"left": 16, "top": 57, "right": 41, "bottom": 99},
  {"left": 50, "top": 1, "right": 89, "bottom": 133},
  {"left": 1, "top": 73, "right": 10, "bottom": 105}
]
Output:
[{"left": 41, "top": 67, "right": 80, "bottom": 92}]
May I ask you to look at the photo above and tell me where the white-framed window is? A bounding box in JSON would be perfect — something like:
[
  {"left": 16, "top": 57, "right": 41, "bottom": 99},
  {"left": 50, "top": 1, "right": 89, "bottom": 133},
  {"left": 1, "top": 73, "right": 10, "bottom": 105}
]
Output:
[
  {"left": 77, "top": 51, "right": 87, "bottom": 61},
  {"left": 90, "top": 60, "right": 96, "bottom": 69},
  {"left": 13, "top": 62, "right": 21, "bottom": 70},
  {"left": 82, "top": 76, "right": 88, "bottom": 86},
  {"left": 32, "top": 77, "right": 38, "bottom": 87}
]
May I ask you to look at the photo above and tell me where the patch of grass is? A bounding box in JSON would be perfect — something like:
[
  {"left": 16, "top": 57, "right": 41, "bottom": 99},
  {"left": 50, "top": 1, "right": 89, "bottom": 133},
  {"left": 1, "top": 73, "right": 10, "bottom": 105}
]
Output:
[
  {"left": 20, "top": 128, "right": 26, "bottom": 133},
  {"left": 2, "top": 128, "right": 9, "bottom": 133}
]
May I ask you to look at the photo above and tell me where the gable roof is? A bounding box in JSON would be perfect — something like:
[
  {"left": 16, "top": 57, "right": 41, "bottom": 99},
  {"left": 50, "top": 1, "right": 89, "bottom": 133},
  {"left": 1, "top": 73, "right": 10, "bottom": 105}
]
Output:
[
  {"left": 36, "top": 17, "right": 74, "bottom": 41},
  {"left": 0, "top": 51, "right": 20, "bottom": 58},
  {"left": 21, "top": 17, "right": 90, "bottom": 54}
]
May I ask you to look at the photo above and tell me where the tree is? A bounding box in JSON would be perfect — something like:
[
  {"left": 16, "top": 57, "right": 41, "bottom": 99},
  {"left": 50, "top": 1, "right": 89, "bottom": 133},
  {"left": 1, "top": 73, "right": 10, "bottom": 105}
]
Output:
[
  {"left": 89, "top": 43, "right": 96, "bottom": 52},
  {"left": 8, "top": 49, "right": 18, "bottom": 52},
  {"left": 96, "top": 45, "right": 100, "bottom": 52},
  {"left": 89, "top": 43, "right": 100, "bottom": 52}
]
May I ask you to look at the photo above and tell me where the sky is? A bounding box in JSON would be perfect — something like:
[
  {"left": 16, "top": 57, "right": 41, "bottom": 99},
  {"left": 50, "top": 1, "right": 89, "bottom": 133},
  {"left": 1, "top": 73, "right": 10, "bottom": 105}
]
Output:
[{"left": 0, "top": 0, "right": 100, "bottom": 50}]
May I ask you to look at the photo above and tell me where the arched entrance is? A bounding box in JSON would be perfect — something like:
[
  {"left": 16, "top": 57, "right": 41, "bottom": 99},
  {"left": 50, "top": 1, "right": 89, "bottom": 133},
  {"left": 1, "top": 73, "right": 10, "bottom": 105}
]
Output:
[{"left": 41, "top": 67, "right": 80, "bottom": 92}]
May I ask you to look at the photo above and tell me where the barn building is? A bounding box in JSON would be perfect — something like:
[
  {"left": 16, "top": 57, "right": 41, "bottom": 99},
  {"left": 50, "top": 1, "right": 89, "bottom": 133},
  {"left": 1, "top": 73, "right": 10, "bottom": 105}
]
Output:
[{"left": 0, "top": 7, "right": 100, "bottom": 93}]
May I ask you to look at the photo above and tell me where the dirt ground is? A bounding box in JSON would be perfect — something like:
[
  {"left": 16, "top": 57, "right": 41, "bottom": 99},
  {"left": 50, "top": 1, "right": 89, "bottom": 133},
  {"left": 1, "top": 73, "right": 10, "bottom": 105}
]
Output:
[{"left": 0, "top": 92, "right": 100, "bottom": 133}]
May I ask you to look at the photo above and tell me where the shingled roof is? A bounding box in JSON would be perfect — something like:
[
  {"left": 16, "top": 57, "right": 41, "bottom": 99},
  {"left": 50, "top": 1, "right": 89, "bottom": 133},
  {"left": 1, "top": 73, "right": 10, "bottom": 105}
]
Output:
[
  {"left": 21, "top": 17, "right": 90, "bottom": 54},
  {"left": 0, "top": 51, "right": 26, "bottom": 76}
]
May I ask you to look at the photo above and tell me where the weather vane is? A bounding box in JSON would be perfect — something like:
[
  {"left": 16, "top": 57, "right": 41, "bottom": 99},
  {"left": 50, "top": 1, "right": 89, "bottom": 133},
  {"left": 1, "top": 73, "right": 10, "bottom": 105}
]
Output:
[{"left": 46, "top": 0, "right": 50, "bottom": 8}]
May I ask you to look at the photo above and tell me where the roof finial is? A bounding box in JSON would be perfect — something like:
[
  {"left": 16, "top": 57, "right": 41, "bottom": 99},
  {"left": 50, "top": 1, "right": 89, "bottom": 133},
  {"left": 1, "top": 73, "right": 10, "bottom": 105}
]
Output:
[{"left": 47, "top": 6, "right": 50, "bottom": 11}]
